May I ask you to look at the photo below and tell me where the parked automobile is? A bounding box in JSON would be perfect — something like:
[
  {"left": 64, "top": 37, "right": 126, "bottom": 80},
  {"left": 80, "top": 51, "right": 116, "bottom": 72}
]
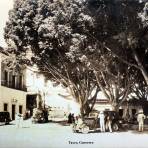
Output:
[
  {"left": 104, "top": 111, "right": 123, "bottom": 131},
  {"left": 72, "top": 111, "right": 123, "bottom": 134},
  {"left": 72, "top": 116, "right": 89, "bottom": 134},
  {"left": 0, "top": 111, "right": 11, "bottom": 125},
  {"left": 32, "top": 108, "right": 48, "bottom": 123}
]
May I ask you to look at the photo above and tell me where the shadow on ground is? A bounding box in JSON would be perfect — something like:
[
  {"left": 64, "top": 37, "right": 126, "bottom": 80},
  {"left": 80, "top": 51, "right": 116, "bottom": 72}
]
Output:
[{"left": 50, "top": 120, "right": 70, "bottom": 126}]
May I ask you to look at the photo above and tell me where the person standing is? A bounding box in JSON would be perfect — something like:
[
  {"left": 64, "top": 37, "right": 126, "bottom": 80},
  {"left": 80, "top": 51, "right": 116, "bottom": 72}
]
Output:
[
  {"left": 71, "top": 113, "right": 75, "bottom": 123},
  {"left": 137, "top": 110, "right": 145, "bottom": 132},
  {"left": 99, "top": 111, "right": 105, "bottom": 132},
  {"left": 68, "top": 113, "right": 72, "bottom": 124},
  {"left": 15, "top": 113, "right": 21, "bottom": 128},
  {"left": 64, "top": 112, "right": 67, "bottom": 120},
  {"left": 19, "top": 113, "right": 24, "bottom": 128},
  {"left": 105, "top": 113, "right": 112, "bottom": 133}
]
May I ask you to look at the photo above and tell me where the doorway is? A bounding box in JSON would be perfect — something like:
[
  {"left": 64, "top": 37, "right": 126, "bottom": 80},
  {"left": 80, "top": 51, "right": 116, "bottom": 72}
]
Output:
[
  {"left": 19, "top": 105, "right": 23, "bottom": 114},
  {"left": 119, "top": 109, "right": 123, "bottom": 118},
  {"left": 12, "top": 105, "right": 16, "bottom": 120},
  {"left": 26, "top": 94, "right": 37, "bottom": 116}
]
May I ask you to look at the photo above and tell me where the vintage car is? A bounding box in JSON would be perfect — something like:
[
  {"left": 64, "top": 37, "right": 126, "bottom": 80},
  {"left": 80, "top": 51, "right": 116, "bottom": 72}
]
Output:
[
  {"left": 72, "top": 111, "right": 123, "bottom": 134},
  {"left": 72, "top": 117, "right": 89, "bottom": 134},
  {"left": 32, "top": 108, "right": 48, "bottom": 123},
  {"left": 0, "top": 111, "right": 11, "bottom": 125}
]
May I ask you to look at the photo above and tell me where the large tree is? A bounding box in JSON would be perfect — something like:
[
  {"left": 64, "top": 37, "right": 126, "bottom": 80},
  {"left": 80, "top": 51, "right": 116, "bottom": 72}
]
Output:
[
  {"left": 4, "top": 0, "right": 100, "bottom": 117},
  {"left": 86, "top": 0, "right": 148, "bottom": 86},
  {"left": 4, "top": 0, "right": 147, "bottom": 115}
]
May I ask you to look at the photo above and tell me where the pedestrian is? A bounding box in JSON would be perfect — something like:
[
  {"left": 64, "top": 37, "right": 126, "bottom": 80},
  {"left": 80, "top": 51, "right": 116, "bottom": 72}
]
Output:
[
  {"left": 15, "top": 113, "right": 22, "bottom": 128},
  {"left": 25, "top": 110, "right": 28, "bottom": 119},
  {"left": 137, "top": 110, "right": 145, "bottom": 132},
  {"left": 20, "top": 113, "right": 24, "bottom": 127},
  {"left": 105, "top": 112, "right": 112, "bottom": 133},
  {"left": 43, "top": 108, "right": 48, "bottom": 123},
  {"left": 99, "top": 111, "right": 105, "bottom": 132},
  {"left": 63, "top": 112, "right": 67, "bottom": 121},
  {"left": 28, "top": 110, "right": 31, "bottom": 118},
  {"left": 71, "top": 113, "right": 75, "bottom": 123},
  {"left": 68, "top": 113, "right": 72, "bottom": 124}
]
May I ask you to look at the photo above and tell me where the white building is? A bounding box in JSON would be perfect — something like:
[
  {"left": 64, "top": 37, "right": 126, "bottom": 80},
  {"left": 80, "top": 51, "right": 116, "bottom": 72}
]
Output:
[
  {"left": 0, "top": 49, "right": 27, "bottom": 120},
  {"left": 0, "top": 48, "right": 48, "bottom": 119},
  {"left": 92, "top": 91, "right": 113, "bottom": 111},
  {"left": 45, "top": 83, "right": 80, "bottom": 117},
  {"left": 94, "top": 99, "right": 113, "bottom": 111}
]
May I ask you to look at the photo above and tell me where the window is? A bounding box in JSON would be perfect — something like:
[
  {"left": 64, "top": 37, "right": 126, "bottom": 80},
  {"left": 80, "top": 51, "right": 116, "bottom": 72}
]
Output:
[
  {"left": 4, "top": 103, "right": 8, "bottom": 111},
  {"left": 19, "top": 75, "right": 23, "bottom": 89},
  {"left": 4, "top": 71, "right": 8, "bottom": 85},
  {"left": 9, "top": 71, "right": 12, "bottom": 87},
  {"left": 19, "top": 75, "right": 23, "bottom": 88},
  {"left": 19, "top": 105, "right": 23, "bottom": 114},
  {"left": 12, "top": 105, "right": 15, "bottom": 120},
  {"left": 12, "top": 75, "right": 16, "bottom": 88}
]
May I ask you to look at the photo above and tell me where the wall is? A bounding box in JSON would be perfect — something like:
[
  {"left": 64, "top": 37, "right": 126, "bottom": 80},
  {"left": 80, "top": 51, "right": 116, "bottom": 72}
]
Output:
[
  {"left": 120, "top": 104, "right": 142, "bottom": 120},
  {"left": 0, "top": 53, "right": 26, "bottom": 91},
  {"left": 0, "top": 52, "right": 27, "bottom": 119},
  {"left": 24, "top": 66, "right": 46, "bottom": 93},
  {"left": 94, "top": 103, "right": 113, "bottom": 111},
  {"left": 0, "top": 86, "right": 26, "bottom": 119},
  {"left": 0, "top": 53, "right": 1, "bottom": 86}
]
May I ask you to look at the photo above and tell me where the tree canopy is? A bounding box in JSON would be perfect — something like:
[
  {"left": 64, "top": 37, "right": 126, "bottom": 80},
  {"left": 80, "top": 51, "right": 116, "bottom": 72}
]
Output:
[{"left": 4, "top": 0, "right": 148, "bottom": 115}]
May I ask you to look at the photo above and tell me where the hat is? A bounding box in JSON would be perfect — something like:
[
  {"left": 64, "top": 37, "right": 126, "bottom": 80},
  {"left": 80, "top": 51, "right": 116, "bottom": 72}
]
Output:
[
  {"left": 100, "top": 111, "right": 103, "bottom": 114},
  {"left": 138, "top": 110, "right": 143, "bottom": 114}
]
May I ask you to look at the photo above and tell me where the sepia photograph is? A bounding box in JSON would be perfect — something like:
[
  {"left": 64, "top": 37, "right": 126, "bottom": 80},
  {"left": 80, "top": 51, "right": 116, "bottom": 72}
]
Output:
[{"left": 0, "top": 0, "right": 148, "bottom": 148}]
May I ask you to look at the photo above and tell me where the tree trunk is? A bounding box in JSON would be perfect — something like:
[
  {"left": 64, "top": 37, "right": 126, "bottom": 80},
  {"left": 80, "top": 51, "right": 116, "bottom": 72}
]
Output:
[
  {"left": 94, "top": 70, "right": 111, "bottom": 100},
  {"left": 112, "top": 103, "right": 119, "bottom": 112},
  {"left": 80, "top": 106, "right": 85, "bottom": 120},
  {"left": 132, "top": 48, "right": 148, "bottom": 86},
  {"left": 84, "top": 102, "right": 91, "bottom": 116},
  {"left": 80, "top": 103, "right": 91, "bottom": 118}
]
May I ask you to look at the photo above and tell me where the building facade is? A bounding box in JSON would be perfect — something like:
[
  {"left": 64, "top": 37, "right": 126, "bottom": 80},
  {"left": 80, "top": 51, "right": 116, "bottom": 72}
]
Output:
[
  {"left": 94, "top": 99, "right": 113, "bottom": 111},
  {"left": 0, "top": 51, "right": 27, "bottom": 120},
  {"left": 0, "top": 48, "right": 69, "bottom": 120}
]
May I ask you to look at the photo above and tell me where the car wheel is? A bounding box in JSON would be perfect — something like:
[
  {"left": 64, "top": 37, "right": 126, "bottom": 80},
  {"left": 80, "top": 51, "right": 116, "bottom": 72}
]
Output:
[
  {"left": 5, "top": 121, "right": 9, "bottom": 125},
  {"left": 81, "top": 126, "right": 89, "bottom": 134},
  {"left": 112, "top": 123, "right": 119, "bottom": 131}
]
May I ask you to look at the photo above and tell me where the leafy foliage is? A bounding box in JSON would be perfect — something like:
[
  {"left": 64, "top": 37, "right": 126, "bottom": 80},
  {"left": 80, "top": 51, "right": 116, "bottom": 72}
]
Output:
[{"left": 4, "top": 0, "right": 148, "bottom": 114}]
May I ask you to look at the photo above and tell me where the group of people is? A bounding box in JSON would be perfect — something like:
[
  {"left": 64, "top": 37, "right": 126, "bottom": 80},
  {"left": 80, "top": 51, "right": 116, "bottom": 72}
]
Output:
[
  {"left": 67, "top": 113, "right": 75, "bottom": 124},
  {"left": 98, "top": 110, "right": 146, "bottom": 133},
  {"left": 67, "top": 109, "right": 146, "bottom": 133},
  {"left": 67, "top": 111, "right": 113, "bottom": 132},
  {"left": 98, "top": 111, "right": 112, "bottom": 133}
]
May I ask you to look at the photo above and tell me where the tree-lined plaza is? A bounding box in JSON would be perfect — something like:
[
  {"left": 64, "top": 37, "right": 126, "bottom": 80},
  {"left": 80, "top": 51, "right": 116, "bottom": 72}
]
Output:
[
  {"left": 0, "top": 121, "right": 148, "bottom": 148},
  {"left": 3, "top": 0, "right": 148, "bottom": 117}
]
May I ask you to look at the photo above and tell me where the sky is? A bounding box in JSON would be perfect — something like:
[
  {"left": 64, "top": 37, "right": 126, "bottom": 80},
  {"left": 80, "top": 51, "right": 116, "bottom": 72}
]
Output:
[{"left": 0, "top": 0, "right": 13, "bottom": 48}]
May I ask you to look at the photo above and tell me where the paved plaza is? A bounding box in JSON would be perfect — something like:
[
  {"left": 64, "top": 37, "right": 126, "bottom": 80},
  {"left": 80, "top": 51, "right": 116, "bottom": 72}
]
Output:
[{"left": 0, "top": 120, "right": 148, "bottom": 148}]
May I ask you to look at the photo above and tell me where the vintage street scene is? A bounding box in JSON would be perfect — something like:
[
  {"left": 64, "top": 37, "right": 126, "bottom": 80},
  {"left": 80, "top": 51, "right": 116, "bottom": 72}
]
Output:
[{"left": 0, "top": 0, "right": 148, "bottom": 148}]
